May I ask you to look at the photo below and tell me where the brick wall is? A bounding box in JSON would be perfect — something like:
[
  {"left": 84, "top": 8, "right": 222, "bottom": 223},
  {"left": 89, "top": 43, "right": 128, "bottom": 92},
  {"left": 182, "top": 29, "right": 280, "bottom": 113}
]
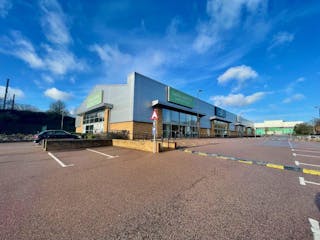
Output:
[{"left": 103, "top": 109, "right": 109, "bottom": 133}]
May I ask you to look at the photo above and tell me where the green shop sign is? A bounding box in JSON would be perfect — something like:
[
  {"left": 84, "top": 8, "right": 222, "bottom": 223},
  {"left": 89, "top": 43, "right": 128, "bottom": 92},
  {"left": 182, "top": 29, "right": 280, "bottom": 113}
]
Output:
[
  {"left": 86, "top": 90, "right": 103, "bottom": 108},
  {"left": 167, "top": 87, "right": 194, "bottom": 108}
]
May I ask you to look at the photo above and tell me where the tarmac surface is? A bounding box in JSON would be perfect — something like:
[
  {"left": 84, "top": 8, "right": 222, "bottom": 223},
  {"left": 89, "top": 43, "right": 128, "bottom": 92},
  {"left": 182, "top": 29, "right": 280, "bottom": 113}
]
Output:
[{"left": 0, "top": 137, "right": 319, "bottom": 239}]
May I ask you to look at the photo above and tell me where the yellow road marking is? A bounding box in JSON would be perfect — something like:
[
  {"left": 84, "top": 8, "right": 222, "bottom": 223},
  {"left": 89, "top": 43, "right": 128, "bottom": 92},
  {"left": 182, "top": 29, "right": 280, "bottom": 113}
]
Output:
[
  {"left": 198, "top": 152, "right": 208, "bottom": 156},
  {"left": 239, "top": 160, "right": 253, "bottom": 164},
  {"left": 266, "top": 164, "right": 284, "bottom": 170},
  {"left": 303, "top": 168, "right": 320, "bottom": 176}
]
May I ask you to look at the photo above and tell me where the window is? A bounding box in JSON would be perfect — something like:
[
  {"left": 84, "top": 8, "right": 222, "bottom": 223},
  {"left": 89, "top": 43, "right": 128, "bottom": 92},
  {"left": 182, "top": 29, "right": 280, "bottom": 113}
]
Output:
[{"left": 83, "top": 110, "right": 105, "bottom": 124}]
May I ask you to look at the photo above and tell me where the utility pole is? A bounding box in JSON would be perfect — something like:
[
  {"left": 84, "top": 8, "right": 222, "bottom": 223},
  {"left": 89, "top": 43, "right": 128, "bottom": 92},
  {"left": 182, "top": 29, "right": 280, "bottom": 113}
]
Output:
[
  {"left": 197, "top": 89, "right": 203, "bottom": 138},
  {"left": 11, "top": 94, "right": 15, "bottom": 110},
  {"left": 3, "top": 78, "right": 9, "bottom": 110}
]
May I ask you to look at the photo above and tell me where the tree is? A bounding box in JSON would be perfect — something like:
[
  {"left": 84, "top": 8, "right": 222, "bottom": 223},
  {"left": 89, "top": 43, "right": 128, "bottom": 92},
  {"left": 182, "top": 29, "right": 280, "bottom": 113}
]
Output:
[
  {"left": 315, "top": 118, "right": 320, "bottom": 134},
  {"left": 294, "top": 123, "right": 313, "bottom": 135},
  {"left": 48, "top": 100, "right": 68, "bottom": 115}
]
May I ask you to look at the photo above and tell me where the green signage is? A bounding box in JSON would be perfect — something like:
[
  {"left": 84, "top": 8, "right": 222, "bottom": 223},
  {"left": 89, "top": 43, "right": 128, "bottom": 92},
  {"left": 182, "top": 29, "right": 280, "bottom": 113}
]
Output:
[
  {"left": 86, "top": 90, "right": 103, "bottom": 108},
  {"left": 167, "top": 87, "right": 194, "bottom": 108}
]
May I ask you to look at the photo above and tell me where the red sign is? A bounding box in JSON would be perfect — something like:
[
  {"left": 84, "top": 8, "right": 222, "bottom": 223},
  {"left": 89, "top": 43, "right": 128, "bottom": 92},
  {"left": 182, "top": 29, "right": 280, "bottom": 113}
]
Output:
[{"left": 151, "top": 109, "right": 158, "bottom": 120}]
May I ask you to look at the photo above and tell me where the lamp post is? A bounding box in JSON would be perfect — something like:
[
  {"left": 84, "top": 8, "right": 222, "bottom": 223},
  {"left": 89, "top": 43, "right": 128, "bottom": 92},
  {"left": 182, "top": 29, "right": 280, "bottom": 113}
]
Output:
[
  {"left": 196, "top": 89, "right": 203, "bottom": 138},
  {"left": 315, "top": 106, "right": 320, "bottom": 134}
]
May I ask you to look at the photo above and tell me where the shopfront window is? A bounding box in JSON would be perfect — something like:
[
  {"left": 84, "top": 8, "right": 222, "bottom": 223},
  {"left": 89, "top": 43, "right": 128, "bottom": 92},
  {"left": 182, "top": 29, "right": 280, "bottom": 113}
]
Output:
[
  {"left": 162, "top": 109, "right": 198, "bottom": 138},
  {"left": 83, "top": 110, "right": 105, "bottom": 124}
]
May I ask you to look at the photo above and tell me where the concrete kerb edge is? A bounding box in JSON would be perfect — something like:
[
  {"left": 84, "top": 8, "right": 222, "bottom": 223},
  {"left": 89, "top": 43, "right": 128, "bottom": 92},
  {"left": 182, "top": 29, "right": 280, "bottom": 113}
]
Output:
[{"left": 179, "top": 148, "right": 320, "bottom": 176}]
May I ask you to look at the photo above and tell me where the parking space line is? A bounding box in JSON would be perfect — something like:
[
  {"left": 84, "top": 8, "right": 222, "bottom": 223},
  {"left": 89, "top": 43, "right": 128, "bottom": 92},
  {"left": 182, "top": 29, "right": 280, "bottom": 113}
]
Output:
[
  {"left": 295, "top": 161, "right": 320, "bottom": 168},
  {"left": 294, "top": 149, "right": 320, "bottom": 154},
  {"left": 299, "top": 177, "right": 320, "bottom": 186},
  {"left": 293, "top": 153, "right": 320, "bottom": 159},
  {"left": 309, "top": 218, "right": 320, "bottom": 240},
  {"left": 86, "top": 148, "right": 119, "bottom": 159},
  {"left": 48, "top": 152, "right": 74, "bottom": 168}
]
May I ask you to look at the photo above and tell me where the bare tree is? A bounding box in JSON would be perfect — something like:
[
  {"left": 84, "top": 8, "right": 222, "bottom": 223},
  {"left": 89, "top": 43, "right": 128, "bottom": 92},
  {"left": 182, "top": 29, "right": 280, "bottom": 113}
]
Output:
[{"left": 48, "top": 100, "right": 68, "bottom": 115}]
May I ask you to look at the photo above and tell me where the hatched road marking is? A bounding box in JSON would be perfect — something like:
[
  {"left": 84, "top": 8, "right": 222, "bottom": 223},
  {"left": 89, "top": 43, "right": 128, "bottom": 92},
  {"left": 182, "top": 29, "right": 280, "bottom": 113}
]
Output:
[
  {"left": 86, "top": 148, "right": 119, "bottom": 159},
  {"left": 48, "top": 152, "right": 74, "bottom": 168}
]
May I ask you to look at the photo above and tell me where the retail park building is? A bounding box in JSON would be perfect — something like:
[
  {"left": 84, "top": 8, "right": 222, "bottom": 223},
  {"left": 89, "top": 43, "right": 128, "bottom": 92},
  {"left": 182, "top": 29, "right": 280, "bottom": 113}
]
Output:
[
  {"left": 254, "top": 120, "right": 303, "bottom": 136},
  {"left": 76, "top": 72, "right": 254, "bottom": 139}
]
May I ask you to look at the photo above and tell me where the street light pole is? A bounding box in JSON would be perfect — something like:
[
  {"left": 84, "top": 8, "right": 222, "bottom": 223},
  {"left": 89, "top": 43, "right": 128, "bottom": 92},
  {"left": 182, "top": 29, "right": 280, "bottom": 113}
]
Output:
[
  {"left": 315, "top": 106, "right": 320, "bottom": 134},
  {"left": 197, "top": 89, "right": 203, "bottom": 138}
]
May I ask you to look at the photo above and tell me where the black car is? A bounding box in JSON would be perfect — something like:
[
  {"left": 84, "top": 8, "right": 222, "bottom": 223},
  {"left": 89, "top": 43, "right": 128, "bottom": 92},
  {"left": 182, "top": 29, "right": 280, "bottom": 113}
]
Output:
[{"left": 34, "top": 130, "right": 81, "bottom": 143}]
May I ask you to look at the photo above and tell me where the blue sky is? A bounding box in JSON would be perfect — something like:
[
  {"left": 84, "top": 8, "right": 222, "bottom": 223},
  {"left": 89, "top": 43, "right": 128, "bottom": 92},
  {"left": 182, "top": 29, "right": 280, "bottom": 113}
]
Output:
[{"left": 0, "top": 0, "right": 319, "bottom": 122}]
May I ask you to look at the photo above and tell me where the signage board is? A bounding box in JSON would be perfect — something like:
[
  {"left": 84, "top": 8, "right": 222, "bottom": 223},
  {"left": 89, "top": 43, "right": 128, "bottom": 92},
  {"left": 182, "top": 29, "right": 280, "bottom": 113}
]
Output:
[
  {"left": 215, "top": 107, "right": 226, "bottom": 118},
  {"left": 151, "top": 109, "right": 158, "bottom": 120},
  {"left": 167, "top": 87, "right": 194, "bottom": 108},
  {"left": 86, "top": 90, "right": 103, "bottom": 109}
]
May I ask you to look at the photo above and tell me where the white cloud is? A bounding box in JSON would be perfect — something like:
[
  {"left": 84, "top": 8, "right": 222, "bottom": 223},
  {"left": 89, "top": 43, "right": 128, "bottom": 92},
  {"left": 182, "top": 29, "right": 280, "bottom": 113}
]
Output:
[
  {"left": 0, "top": 86, "right": 25, "bottom": 99},
  {"left": 0, "top": 32, "right": 44, "bottom": 69},
  {"left": 285, "top": 77, "right": 305, "bottom": 94},
  {"left": 0, "top": 0, "right": 12, "bottom": 18},
  {"left": 43, "top": 45, "right": 87, "bottom": 75},
  {"left": 217, "top": 65, "right": 258, "bottom": 92},
  {"left": 211, "top": 92, "right": 266, "bottom": 107},
  {"left": 42, "top": 74, "right": 54, "bottom": 84},
  {"left": 282, "top": 93, "right": 304, "bottom": 104},
  {"left": 193, "top": 0, "right": 267, "bottom": 53},
  {"left": 268, "top": 31, "right": 294, "bottom": 50},
  {"left": 39, "top": 0, "right": 71, "bottom": 45},
  {"left": 44, "top": 87, "right": 72, "bottom": 101},
  {"left": 90, "top": 44, "right": 168, "bottom": 82}
]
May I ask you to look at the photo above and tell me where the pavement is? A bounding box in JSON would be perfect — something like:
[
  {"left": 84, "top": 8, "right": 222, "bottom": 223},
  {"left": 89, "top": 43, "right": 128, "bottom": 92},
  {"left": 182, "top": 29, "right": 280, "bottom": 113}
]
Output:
[{"left": 0, "top": 137, "right": 319, "bottom": 240}]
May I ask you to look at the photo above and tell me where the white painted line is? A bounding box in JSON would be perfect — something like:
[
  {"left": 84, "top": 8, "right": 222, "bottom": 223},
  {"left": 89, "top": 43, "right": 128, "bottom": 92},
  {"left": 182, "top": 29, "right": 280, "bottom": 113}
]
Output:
[
  {"left": 48, "top": 152, "right": 74, "bottom": 168},
  {"left": 309, "top": 218, "right": 320, "bottom": 240},
  {"left": 294, "top": 149, "right": 320, "bottom": 154},
  {"left": 86, "top": 148, "right": 119, "bottom": 159},
  {"left": 291, "top": 149, "right": 295, "bottom": 151},
  {"left": 295, "top": 161, "right": 320, "bottom": 168},
  {"left": 294, "top": 153, "right": 320, "bottom": 159},
  {"left": 288, "top": 141, "right": 293, "bottom": 149},
  {"left": 299, "top": 177, "right": 306, "bottom": 185},
  {"left": 299, "top": 177, "right": 320, "bottom": 186}
]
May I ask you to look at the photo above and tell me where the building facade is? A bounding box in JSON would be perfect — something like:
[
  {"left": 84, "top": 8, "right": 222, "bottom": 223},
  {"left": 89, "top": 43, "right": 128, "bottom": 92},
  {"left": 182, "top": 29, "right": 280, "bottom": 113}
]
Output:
[
  {"left": 76, "top": 72, "right": 254, "bottom": 139},
  {"left": 254, "top": 120, "right": 303, "bottom": 136}
]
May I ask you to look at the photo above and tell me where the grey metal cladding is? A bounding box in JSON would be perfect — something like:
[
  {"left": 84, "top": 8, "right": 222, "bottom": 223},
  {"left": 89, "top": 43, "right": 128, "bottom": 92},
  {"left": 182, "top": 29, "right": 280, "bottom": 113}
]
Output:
[{"left": 133, "top": 73, "right": 167, "bottom": 123}]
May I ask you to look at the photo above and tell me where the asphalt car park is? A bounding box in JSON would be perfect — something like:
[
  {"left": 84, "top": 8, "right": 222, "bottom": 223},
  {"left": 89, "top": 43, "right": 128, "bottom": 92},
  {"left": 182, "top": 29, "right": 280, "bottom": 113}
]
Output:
[{"left": 0, "top": 138, "right": 319, "bottom": 239}]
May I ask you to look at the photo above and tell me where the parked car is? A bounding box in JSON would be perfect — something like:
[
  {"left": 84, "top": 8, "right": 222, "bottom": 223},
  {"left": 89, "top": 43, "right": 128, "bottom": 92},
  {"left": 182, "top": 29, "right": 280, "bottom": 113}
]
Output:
[
  {"left": 34, "top": 130, "right": 81, "bottom": 143},
  {"left": 307, "top": 134, "right": 320, "bottom": 140}
]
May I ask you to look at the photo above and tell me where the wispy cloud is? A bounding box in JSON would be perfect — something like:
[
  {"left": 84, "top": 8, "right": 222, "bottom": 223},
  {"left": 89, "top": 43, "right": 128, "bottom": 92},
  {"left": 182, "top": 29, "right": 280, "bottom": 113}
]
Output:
[
  {"left": 44, "top": 87, "right": 72, "bottom": 101},
  {"left": 0, "top": 0, "right": 86, "bottom": 76},
  {"left": 268, "top": 31, "right": 294, "bottom": 51},
  {"left": 0, "top": 0, "right": 12, "bottom": 18},
  {"left": 193, "top": 0, "right": 268, "bottom": 53},
  {"left": 0, "top": 85, "right": 25, "bottom": 99},
  {"left": 90, "top": 43, "right": 169, "bottom": 82},
  {"left": 285, "top": 77, "right": 305, "bottom": 94},
  {"left": 0, "top": 31, "right": 45, "bottom": 69},
  {"left": 282, "top": 93, "right": 305, "bottom": 104},
  {"left": 211, "top": 92, "right": 267, "bottom": 107},
  {"left": 39, "top": 0, "right": 71, "bottom": 45},
  {"left": 217, "top": 65, "right": 258, "bottom": 92}
]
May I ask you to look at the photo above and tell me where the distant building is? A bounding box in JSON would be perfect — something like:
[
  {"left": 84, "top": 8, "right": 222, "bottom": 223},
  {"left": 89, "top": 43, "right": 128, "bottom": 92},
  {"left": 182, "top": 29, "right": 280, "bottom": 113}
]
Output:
[{"left": 254, "top": 120, "right": 303, "bottom": 135}]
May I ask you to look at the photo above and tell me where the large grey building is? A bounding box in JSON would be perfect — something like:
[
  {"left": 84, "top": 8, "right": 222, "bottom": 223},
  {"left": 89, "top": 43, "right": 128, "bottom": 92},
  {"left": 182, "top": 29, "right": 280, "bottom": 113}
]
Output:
[{"left": 76, "top": 72, "right": 254, "bottom": 139}]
